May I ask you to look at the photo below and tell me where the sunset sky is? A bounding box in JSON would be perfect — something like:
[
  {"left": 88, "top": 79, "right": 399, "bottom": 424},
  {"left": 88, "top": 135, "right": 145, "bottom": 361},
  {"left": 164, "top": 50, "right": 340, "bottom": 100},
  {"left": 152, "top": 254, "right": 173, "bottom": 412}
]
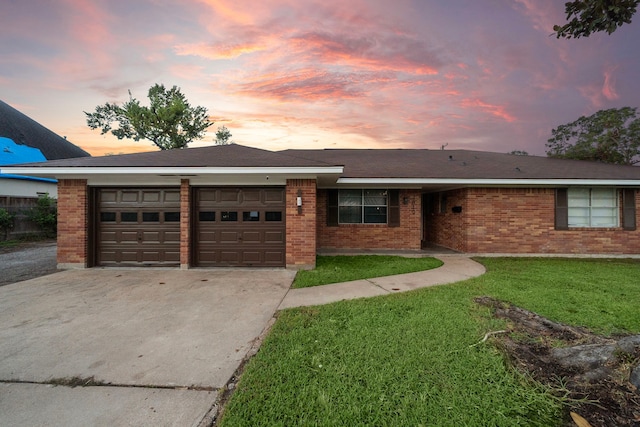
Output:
[{"left": 1, "top": 0, "right": 639, "bottom": 157}]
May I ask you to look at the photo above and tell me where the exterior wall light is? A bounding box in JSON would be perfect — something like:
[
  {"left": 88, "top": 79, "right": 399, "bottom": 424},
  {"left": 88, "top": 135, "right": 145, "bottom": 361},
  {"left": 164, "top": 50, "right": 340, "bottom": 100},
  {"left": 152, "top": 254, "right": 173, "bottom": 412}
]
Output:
[{"left": 297, "top": 189, "right": 302, "bottom": 214}]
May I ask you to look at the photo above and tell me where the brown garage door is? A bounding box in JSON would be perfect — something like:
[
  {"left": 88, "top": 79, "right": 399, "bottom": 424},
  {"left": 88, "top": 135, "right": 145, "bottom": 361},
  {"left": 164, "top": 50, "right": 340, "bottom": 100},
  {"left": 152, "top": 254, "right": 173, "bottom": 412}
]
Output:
[
  {"left": 194, "top": 187, "right": 285, "bottom": 267},
  {"left": 95, "top": 188, "right": 180, "bottom": 266}
]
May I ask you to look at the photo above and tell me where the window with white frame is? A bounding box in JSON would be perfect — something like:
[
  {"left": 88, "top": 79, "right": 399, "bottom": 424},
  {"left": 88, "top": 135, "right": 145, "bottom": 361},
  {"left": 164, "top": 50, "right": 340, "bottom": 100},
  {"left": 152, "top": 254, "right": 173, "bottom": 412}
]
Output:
[
  {"left": 568, "top": 188, "right": 618, "bottom": 227},
  {"left": 338, "top": 189, "right": 388, "bottom": 224}
]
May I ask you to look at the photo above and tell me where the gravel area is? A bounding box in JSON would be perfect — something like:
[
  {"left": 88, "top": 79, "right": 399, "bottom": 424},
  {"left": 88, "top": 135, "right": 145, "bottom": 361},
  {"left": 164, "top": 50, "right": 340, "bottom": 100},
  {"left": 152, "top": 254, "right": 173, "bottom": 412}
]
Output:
[{"left": 0, "top": 240, "right": 58, "bottom": 286}]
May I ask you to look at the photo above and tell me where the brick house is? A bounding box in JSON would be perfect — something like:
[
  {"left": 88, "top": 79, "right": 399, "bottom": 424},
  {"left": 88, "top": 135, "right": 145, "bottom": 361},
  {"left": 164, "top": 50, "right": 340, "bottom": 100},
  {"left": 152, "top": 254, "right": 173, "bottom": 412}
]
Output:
[{"left": 2, "top": 144, "right": 639, "bottom": 269}]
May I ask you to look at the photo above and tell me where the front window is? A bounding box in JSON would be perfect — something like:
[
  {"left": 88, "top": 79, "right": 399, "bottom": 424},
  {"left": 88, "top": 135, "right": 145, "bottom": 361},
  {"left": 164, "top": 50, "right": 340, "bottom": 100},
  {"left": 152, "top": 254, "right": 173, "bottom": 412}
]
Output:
[
  {"left": 338, "top": 189, "right": 387, "bottom": 224},
  {"left": 568, "top": 188, "right": 618, "bottom": 227}
]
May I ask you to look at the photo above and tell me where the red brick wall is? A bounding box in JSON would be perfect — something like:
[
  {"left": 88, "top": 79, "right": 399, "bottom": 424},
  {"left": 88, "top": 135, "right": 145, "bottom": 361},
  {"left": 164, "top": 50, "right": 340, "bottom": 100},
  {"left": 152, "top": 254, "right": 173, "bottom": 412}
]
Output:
[
  {"left": 180, "top": 179, "right": 190, "bottom": 268},
  {"left": 286, "top": 179, "right": 317, "bottom": 269},
  {"left": 57, "top": 179, "right": 88, "bottom": 266},
  {"left": 317, "top": 189, "right": 422, "bottom": 250},
  {"left": 427, "top": 187, "right": 640, "bottom": 254}
]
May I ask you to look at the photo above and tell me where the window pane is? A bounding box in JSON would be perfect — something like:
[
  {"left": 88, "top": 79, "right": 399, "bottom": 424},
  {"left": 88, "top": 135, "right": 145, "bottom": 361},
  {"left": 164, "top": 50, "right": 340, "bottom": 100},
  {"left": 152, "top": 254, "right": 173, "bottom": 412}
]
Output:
[
  {"left": 121, "top": 212, "right": 138, "bottom": 222},
  {"left": 591, "top": 188, "right": 617, "bottom": 207},
  {"left": 199, "top": 211, "right": 215, "bottom": 222},
  {"left": 339, "top": 190, "right": 362, "bottom": 206},
  {"left": 164, "top": 212, "right": 180, "bottom": 222},
  {"left": 592, "top": 208, "right": 618, "bottom": 226},
  {"left": 265, "top": 211, "right": 282, "bottom": 221},
  {"left": 142, "top": 212, "right": 159, "bottom": 222},
  {"left": 339, "top": 206, "right": 361, "bottom": 223},
  {"left": 364, "top": 206, "right": 387, "bottom": 223},
  {"left": 100, "top": 212, "right": 116, "bottom": 222},
  {"left": 364, "top": 189, "right": 387, "bottom": 206},
  {"left": 221, "top": 211, "right": 238, "bottom": 222},
  {"left": 243, "top": 211, "right": 260, "bottom": 221}
]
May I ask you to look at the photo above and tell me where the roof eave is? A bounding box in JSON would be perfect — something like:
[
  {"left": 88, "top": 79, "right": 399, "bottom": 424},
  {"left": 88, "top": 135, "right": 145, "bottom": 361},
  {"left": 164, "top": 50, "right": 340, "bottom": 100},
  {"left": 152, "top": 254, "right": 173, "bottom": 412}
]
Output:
[
  {"left": 0, "top": 166, "right": 345, "bottom": 179},
  {"left": 336, "top": 178, "right": 640, "bottom": 187}
]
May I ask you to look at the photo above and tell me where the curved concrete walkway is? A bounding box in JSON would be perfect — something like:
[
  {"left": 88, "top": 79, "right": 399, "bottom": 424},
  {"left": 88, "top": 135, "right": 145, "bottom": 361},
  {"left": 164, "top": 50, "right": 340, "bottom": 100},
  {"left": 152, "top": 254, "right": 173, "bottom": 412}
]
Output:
[{"left": 279, "top": 255, "right": 486, "bottom": 309}]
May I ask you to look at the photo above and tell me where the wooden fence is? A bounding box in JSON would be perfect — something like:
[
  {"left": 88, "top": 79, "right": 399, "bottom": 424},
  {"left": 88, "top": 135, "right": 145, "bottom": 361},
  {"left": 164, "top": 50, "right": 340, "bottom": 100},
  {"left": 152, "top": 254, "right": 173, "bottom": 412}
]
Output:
[{"left": 0, "top": 196, "right": 55, "bottom": 240}]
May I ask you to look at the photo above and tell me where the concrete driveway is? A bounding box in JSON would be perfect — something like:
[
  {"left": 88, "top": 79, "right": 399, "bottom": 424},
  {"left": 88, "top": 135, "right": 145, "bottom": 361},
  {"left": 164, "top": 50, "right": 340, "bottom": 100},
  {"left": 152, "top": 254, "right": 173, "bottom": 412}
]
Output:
[{"left": 0, "top": 268, "right": 295, "bottom": 426}]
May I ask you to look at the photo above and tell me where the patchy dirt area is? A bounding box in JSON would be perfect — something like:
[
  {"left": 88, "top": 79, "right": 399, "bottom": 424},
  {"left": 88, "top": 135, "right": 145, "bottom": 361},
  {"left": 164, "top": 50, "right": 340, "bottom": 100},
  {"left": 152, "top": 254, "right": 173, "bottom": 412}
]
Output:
[
  {"left": 0, "top": 240, "right": 58, "bottom": 286},
  {"left": 476, "top": 296, "right": 640, "bottom": 427}
]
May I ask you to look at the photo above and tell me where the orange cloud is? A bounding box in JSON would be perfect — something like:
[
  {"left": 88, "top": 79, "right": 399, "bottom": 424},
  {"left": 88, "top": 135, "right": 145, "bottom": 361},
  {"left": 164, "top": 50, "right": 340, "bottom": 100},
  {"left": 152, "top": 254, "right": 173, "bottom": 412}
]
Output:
[{"left": 175, "top": 42, "right": 266, "bottom": 60}]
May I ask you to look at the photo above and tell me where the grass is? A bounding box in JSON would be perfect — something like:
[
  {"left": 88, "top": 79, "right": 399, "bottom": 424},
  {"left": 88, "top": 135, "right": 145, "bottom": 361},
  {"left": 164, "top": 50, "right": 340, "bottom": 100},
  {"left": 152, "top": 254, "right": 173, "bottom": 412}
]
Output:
[
  {"left": 219, "top": 257, "right": 640, "bottom": 426},
  {"left": 292, "top": 255, "right": 443, "bottom": 288}
]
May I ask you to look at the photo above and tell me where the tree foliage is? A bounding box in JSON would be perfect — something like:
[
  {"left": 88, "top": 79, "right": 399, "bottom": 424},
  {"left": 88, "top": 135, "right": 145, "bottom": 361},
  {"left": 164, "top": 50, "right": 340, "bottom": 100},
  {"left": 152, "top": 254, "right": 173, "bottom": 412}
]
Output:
[
  {"left": 546, "top": 107, "right": 640, "bottom": 165},
  {"left": 509, "top": 150, "right": 529, "bottom": 156},
  {"left": 553, "top": 0, "right": 639, "bottom": 39},
  {"left": 85, "top": 84, "right": 212, "bottom": 150},
  {"left": 0, "top": 208, "right": 14, "bottom": 240},
  {"left": 215, "top": 125, "right": 233, "bottom": 145},
  {"left": 28, "top": 194, "right": 57, "bottom": 238}
]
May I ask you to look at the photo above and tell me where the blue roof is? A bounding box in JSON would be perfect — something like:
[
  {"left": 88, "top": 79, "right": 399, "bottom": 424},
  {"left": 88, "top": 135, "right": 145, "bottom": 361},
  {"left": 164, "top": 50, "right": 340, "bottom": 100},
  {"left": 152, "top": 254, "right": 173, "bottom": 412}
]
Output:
[{"left": 0, "top": 137, "right": 57, "bottom": 183}]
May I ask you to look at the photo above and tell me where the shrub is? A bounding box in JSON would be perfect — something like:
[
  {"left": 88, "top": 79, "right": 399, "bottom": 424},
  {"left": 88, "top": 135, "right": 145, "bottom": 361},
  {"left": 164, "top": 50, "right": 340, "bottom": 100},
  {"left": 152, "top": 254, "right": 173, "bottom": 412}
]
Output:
[
  {"left": 28, "top": 194, "right": 57, "bottom": 238},
  {"left": 0, "top": 208, "right": 15, "bottom": 240}
]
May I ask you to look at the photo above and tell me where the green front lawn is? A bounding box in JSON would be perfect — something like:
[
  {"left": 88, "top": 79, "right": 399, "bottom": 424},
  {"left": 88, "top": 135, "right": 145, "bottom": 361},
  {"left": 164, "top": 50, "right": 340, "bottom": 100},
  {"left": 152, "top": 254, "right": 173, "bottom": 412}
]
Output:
[
  {"left": 293, "top": 255, "right": 443, "bottom": 288},
  {"left": 220, "top": 258, "right": 640, "bottom": 426}
]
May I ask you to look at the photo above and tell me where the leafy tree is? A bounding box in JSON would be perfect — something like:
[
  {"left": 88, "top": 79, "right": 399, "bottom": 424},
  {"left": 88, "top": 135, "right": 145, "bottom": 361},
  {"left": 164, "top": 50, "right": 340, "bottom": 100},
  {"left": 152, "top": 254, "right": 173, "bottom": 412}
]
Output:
[
  {"left": 509, "top": 150, "right": 529, "bottom": 156},
  {"left": 546, "top": 107, "right": 640, "bottom": 165},
  {"left": 553, "top": 0, "right": 639, "bottom": 39},
  {"left": 215, "top": 125, "right": 233, "bottom": 145},
  {"left": 85, "top": 84, "right": 213, "bottom": 150}
]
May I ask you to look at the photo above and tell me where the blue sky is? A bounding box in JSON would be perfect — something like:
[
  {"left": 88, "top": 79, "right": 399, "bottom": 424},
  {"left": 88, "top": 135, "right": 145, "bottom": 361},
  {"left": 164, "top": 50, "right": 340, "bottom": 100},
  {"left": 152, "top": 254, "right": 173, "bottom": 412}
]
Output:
[{"left": 1, "top": 0, "right": 639, "bottom": 156}]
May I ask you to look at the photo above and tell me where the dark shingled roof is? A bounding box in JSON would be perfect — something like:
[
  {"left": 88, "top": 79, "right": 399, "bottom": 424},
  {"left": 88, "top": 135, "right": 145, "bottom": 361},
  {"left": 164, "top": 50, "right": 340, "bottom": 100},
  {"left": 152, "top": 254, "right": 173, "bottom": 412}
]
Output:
[
  {"left": 282, "top": 149, "right": 640, "bottom": 180},
  {"left": 22, "top": 143, "right": 336, "bottom": 168},
  {"left": 0, "top": 100, "right": 90, "bottom": 160},
  {"left": 9, "top": 143, "right": 640, "bottom": 181}
]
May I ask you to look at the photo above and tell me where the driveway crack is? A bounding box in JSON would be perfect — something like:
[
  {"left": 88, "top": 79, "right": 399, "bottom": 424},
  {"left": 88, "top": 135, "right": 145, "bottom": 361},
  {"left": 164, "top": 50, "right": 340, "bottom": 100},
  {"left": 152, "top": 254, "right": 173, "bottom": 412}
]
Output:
[{"left": 0, "top": 377, "right": 216, "bottom": 391}]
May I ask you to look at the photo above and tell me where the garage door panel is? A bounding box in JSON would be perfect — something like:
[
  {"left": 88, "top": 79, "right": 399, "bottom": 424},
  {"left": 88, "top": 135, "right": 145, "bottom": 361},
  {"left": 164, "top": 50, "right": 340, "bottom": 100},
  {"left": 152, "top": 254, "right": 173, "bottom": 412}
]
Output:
[
  {"left": 264, "top": 231, "right": 284, "bottom": 243},
  {"left": 164, "top": 231, "right": 181, "bottom": 242},
  {"left": 194, "top": 187, "right": 285, "bottom": 267},
  {"left": 242, "top": 190, "right": 261, "bottom": 203},
  {"left": 242, "top": 251, "right": 261, "bottom": 263},
  {"left": 198, "top": 231, "right": 217, "bottom": 243},
  {"left": 264, "top": 251, "right": 284, "bottom": 264},
  {"left": 121, "top": 191, "right": 140, "bottom": 203},
  {"left": 220, "top": 189, "right": 240, "bottom": 202},
  {"left": 264, "top": 190, "right": 285, "bottom": 203},
  {"left": 219, "top": 231, "right": 239, "bottom": 243},
  {"left": 241, "top": 231, "right": 261, "bottom": 244},
  {"left": 220, "top": 251, "right": 240, "bottom": 263}
]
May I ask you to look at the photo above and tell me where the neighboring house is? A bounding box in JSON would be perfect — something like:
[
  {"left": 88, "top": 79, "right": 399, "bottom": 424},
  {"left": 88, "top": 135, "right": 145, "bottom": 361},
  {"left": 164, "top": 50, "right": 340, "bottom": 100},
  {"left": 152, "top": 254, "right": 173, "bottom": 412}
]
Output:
[
  {"left": 0, "top": 99, "right": 90, "bottom": 198},
  {"left": 0, "top": 137, "right": 57, "bottom": 197},
  {"left": 2, "top": 144, "right": 638, "bottom": 269},
  {"left": 0, "top": 100, "right": 90, "bottom": 238}
]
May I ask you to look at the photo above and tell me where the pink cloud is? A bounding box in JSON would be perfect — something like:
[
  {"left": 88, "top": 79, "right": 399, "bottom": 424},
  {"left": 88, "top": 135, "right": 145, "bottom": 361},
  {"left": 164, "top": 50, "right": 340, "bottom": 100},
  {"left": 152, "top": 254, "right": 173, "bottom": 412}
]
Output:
[
  {"left": 289, "top": 31, "right": 442, "bottom": 75},
  {"left": 461, "top": 99, "right": 517, "bottom": 122},
  {"left": 602, "top": 65, "right": 619, "bottom": 100},
  {"left": 235, "top": 69, "right": 368, "bottom": 101}
]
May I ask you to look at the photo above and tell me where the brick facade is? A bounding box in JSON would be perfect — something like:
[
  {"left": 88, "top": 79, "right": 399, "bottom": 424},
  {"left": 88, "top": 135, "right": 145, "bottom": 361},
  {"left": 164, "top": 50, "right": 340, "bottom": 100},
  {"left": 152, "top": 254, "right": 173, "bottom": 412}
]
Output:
[
  {"left": 286, "top": 179, "right": 317, "bottom": 269},
  {"left": 316, "top": 189, "right": 422, "bottom": 250},
  {"left": 54, "top": 181, "right": 640, "bottom": 270},
  {"left": 57, "top": 179, "right": 88, "bottom": 268},
  {"left": 426, "top": 187, "right": 640, "bottom": 254}
]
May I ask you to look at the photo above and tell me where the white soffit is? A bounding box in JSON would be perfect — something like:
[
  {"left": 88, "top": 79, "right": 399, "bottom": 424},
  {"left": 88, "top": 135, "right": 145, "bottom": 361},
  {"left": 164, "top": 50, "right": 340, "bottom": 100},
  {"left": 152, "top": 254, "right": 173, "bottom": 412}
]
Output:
[{"left": 336, "top": 178, "right": 640, "bottom": 187}]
